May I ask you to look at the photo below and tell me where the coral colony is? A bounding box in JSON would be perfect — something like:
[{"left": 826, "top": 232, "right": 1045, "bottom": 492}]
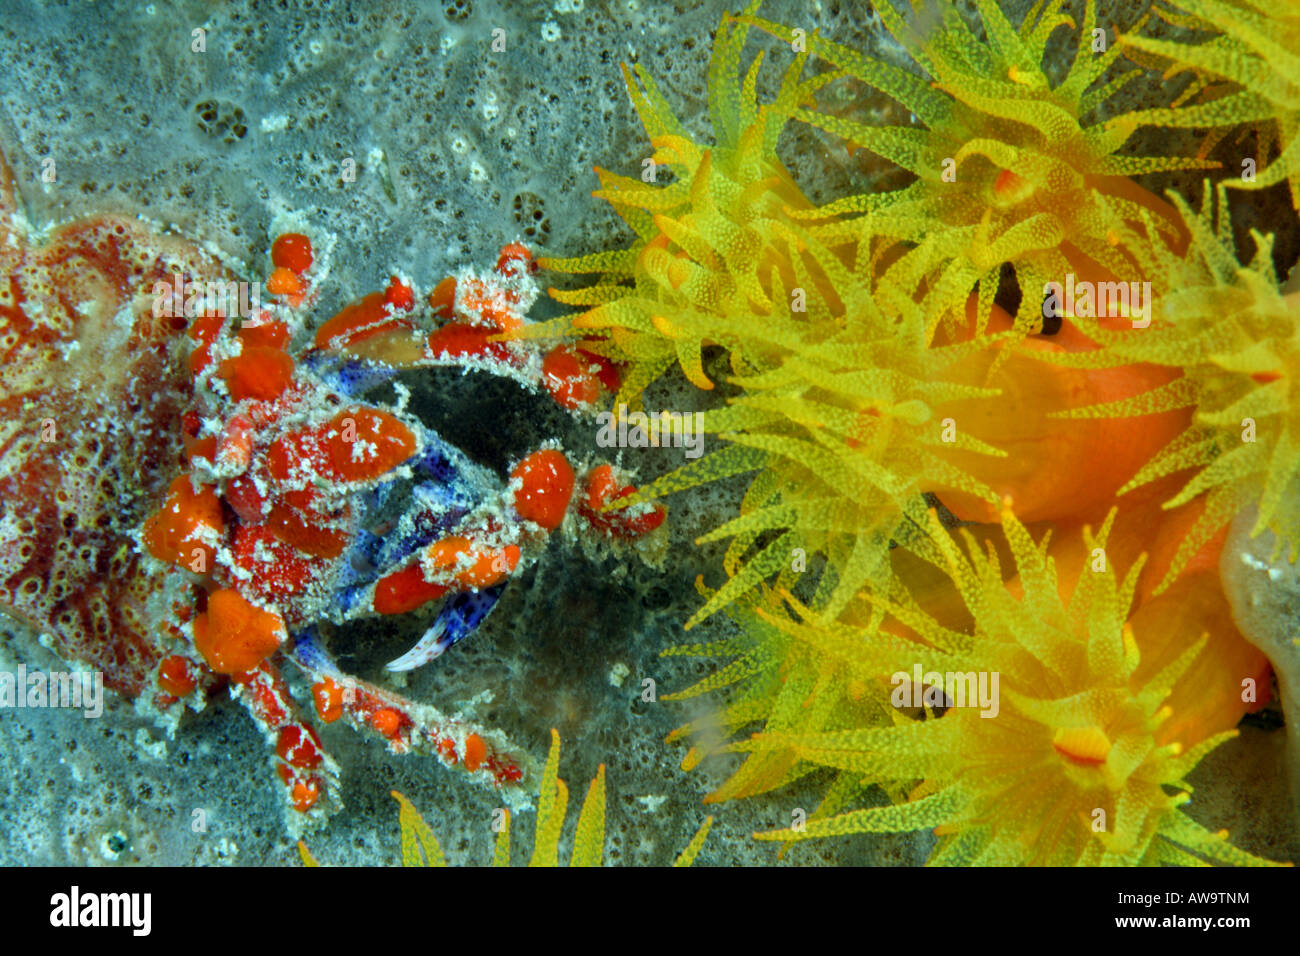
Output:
[{"left": 3, "top": 0, "right": 1300, "bottom": 866}]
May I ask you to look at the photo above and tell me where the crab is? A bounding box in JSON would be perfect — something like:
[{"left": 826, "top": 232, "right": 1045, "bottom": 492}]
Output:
[
  {"left": 134, "top": 230, "right": 669, "bottom": 827},
  {"left": 0, "top": 143, "right": 664, "bottom": 829}
]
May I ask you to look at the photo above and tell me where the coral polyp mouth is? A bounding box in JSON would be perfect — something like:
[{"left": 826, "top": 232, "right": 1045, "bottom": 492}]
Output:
[{"left": 1052, "top": 726, "right": 1113, "bottom": 767}]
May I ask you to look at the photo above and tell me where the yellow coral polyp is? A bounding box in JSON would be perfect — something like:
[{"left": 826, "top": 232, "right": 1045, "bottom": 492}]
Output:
[
  {"left": 534, "top": 8, "right": 830, "bottom": 408},
  {"left": 745, "top": 0, "right": 1211, "bottom": 334},
  {"left": 529, "top": 4, "right": 1029, "bottom": 630},
  {"left": 740, "top": 510, "right": 1282, "bottom": 866},
  {"left": 1055, "top": 181, "right": 1300, "bottom": 582},
  {"left": 1121, "top": 0, "right": 1300, "bottom": 211}
]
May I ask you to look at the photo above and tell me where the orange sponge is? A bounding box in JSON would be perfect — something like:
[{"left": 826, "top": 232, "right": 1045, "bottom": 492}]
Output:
[
  {"left": 510, "top": 449, "right": 574, "bottom": 530},
  {"left": 218, "top": 347, "right": 296, "bottom": 402},
  {"left": 193, "top": 588, "right": 286, "bottom": 675},
  {"left": 141, "top": 475, "right": 223, "bottom": 572}
]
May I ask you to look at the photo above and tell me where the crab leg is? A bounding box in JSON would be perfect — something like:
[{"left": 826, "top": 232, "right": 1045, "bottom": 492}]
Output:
[
  {"left": 229, "top": 659, "right": 341, "bottom": 826},
  {"left": 287, "top": 628, "right": 531, "bottom": 791}
]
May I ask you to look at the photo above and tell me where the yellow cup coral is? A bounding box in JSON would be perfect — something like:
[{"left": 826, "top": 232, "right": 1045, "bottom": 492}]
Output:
[
  {"left": 1121, "top": 0, "right": 1300, "bottom": 211},
  {"left": 746, "top": 0, "right": 1209, "bottom": 334},
  {"left": 1050, "top": 181, "right": 1300, "bottom": 586},
  {"left": 740, "top": 507, "right": 1281, "bottom": 866}
]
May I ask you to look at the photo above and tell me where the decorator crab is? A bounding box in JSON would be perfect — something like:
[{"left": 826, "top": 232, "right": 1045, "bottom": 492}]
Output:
[
  {"left": 139, "top": 232, "right": 669, "bottom": 825},
  {"left": 0, "top": 149, "right": 664, "bottom": 828}
]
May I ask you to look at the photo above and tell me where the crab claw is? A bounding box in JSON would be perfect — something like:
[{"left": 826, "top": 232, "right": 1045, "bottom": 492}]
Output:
[
  {"left": 579, "top": 463, "right": 666, "bottom": 538},
  {"left": 385, "top": 583, "right": 506, "bottom": 672}
]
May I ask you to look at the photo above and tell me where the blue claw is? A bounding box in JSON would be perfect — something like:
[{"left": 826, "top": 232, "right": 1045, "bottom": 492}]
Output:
[{"left": 385, "top": 583, "right": 506, "bottom": 671}]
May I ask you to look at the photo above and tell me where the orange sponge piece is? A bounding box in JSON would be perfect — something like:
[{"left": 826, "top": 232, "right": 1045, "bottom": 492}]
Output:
[
  {"left": 218, "top": 347, "right": 296, "bottom": 402},
  {"left": 510, "top": 449, "right": 574, "bottom": 530},
  {"left": 373, "top": 563, "right": 449, "bottom": 615},
  {"left": 193, "top": 588, "right": 286, "bottom": 675},
  {"left": 425, "top": 536, "right": 520, "bottom": 590},
  {"left": 322, "top": 409, "right": 417, "bottom": 481},
  {"left": 141, "top": 475, "right": 223, "bottom": 572}
]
